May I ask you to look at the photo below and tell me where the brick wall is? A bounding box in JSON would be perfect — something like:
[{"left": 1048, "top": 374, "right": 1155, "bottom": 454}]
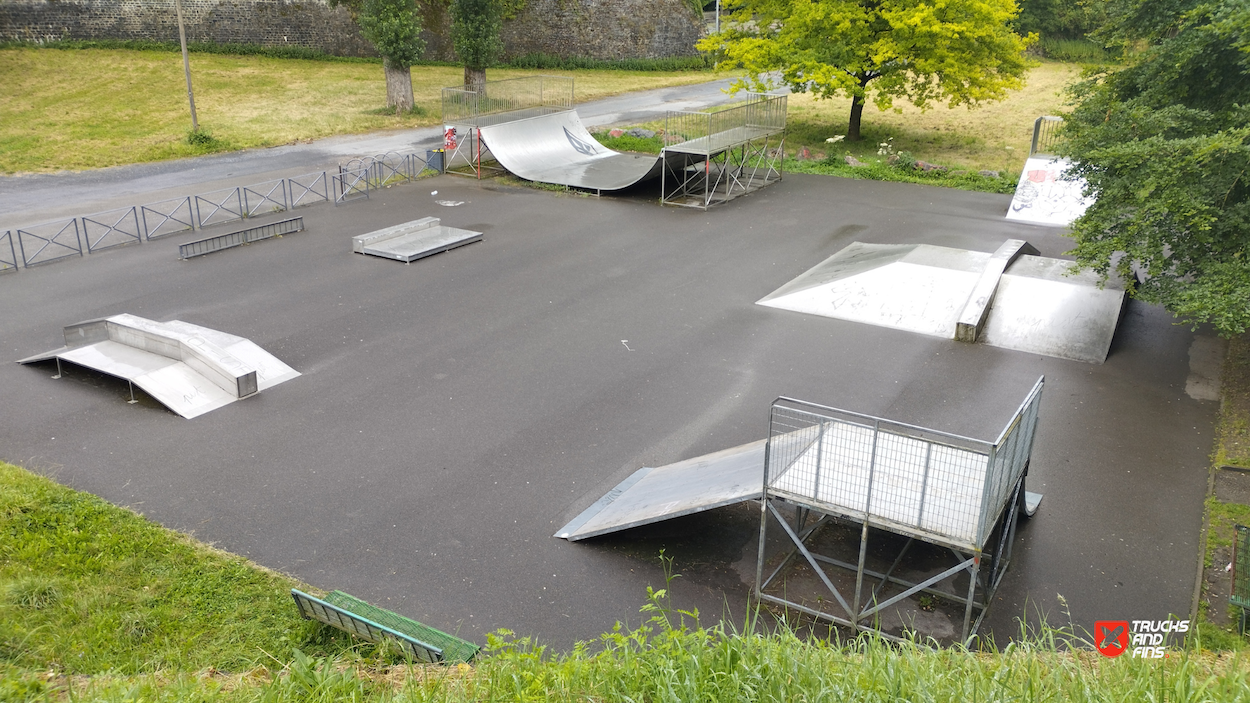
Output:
[{"left": 0, "top": 0, "right": 704, "bottom": 60}]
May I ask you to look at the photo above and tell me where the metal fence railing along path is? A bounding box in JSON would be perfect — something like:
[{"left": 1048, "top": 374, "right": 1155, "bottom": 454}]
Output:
[
  {"left": 194, "top": 187, "right": 246, "bottom": 229},
  {"left": 1233, "top": 524, "right": 1250, "bottom": 633},
  {"left": 288, "top": 171, "right": 330, "bottom": 209},
  {"left": 17, "top": 217, "right": 83, "bottom": 268},
  {"left": 243, "top": 179, "right": 289, "bottom": 218},
  {"left": 333, "top": 167, "right": 370, "bottom": 205},
  {"left": 141, "top": 196, "right": 195, "bottom": 240},
  {"left": 82, "top": 205, "right": 143, "bottom": 253},
  {"left": 0, "top": 230, "right": 17, "bottom": 274},
  {"left": 1030, "top": 116, "right": 1064, "bottom": 156},
  {"left": 755, "top": 377, "right": 1045, "bottom": 644},
  {"left": 661, "top": 93, "right": 787, "bottom": 208},
  {"left": 178, "top": 216, "right": 304, "bottom": 259}
]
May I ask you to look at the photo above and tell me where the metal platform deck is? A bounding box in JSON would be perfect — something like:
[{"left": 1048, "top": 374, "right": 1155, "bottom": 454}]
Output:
[
  {"left": 352, "top": 217, "right": 482, "bottom": 263},
  {"left": 18, "top": 314, "right": 299, "bottom": 419}
]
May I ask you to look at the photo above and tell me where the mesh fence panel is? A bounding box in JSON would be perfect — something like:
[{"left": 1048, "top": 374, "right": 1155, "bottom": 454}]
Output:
[
  {"left": 441, "top": 76, "right": 574, "bottom": 126},
  {"left": 1232, "top": 525, "right": 1250, "bottom": 609},
  {"left": 767, "top": 382, "right": 1042, "bottom": 550}
]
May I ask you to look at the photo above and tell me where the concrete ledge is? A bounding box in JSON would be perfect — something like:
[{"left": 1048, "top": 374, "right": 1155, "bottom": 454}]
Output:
[{"left": 954, "top": 239, "right": 1038, "bottom": 343}]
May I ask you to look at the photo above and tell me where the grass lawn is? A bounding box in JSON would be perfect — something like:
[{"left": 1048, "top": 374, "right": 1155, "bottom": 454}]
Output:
[{"left": 0, "top": 48, "right": 715, "bottom": 173}]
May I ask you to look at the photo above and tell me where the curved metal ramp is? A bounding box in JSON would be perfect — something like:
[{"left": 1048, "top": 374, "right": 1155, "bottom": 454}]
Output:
[
  {"left": 477, "top": 110, "right": 680, "bottom": 192},
  {"left": 18, "top": 314, "right": 299, "bottom": 419},
  {"left": 555, "top": 439, "right": 765, "bottom": 541}
]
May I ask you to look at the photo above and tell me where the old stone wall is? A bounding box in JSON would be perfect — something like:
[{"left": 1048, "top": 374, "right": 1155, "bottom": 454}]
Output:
[{"left": 0, "top": 0, "right": 704, "bottom": 60}]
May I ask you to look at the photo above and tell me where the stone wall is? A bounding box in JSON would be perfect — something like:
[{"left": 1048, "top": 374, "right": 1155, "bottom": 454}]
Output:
[{"left": 0, "top": 0, "right": 704, "bottom": 60}]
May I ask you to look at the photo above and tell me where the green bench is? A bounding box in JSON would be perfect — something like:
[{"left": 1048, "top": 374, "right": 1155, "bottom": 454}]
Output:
[
  {"left": 1234, "top": 525, "right": 1249, "bottom": 634},
  {"left": 291, "top": 589, "right": 479, "bottom": 663}
]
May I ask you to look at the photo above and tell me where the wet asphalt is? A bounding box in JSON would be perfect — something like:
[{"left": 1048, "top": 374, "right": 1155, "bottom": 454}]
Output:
[{"left": 0, "top": 172, "right": 1215, "bottom": 649}]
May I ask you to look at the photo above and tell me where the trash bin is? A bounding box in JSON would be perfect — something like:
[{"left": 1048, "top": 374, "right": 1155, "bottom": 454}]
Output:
[{"left": 426, "top": 149, "right": 445, "bottom": 173}]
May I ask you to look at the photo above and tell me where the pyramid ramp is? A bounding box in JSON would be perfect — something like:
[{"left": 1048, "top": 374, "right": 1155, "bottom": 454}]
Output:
[{"left": 18, "top": 314, "right": 299, "bottom": 418}]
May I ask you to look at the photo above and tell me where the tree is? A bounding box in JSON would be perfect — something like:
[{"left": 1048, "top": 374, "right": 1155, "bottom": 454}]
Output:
[
  {"left": 698, "top": 0, "right": 1035, "bottom": 141},
  {"left": 332, "top": 0, "right": 425, "bottom": 112},
  {"left": 451, "top": 0, "right": 504, "bottom": 90},
  {"left": 1059, "top": 0, "right": 1250, "bottom": 336}
]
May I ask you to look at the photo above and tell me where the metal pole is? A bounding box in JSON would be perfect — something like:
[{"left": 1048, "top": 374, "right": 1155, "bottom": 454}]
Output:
[
  {"left": 716, "top": 1, "right": 720, "bottom": 33},
  {"left": 174, "top": 0, "right": 199, "bottom": 132}
]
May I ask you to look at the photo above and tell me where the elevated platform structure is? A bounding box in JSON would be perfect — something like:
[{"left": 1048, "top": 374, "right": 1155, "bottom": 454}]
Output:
[
  {"left": 440, "top": 77, "right": 786, "bottom": 206},
  {"left": 18, "top": 314, "right": 299, "bottom": 419},
  {"left": 1006, "top": 116, "right": 1093, "bottom": 227},
  {"left": 660, "top": 93, "right": 787, "bottom": 208},
  {"left": 352, "top": 217, "right": 482, "bottom": 263},
  {"left": 756, "top": 378, "right": 1044, "bottom": 644},
  {"left": 757, "top": 239, "right": 1126, "bottom": 363}
]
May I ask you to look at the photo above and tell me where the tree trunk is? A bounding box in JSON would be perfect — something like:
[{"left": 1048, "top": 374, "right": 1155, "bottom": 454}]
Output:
[
  {"left": 383, "top": 58, "right": 415, "bottom": 113},
  {"left": 847, "top": 93, "right": 865, "bottom": 142},
  {"left": 464, "top": 66, "right": 487, "bottom": 92}
]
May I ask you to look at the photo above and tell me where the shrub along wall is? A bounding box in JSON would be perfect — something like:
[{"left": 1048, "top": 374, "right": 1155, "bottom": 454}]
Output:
[{"left": 0, "top": 0, "right": 704, "bottom": 60}]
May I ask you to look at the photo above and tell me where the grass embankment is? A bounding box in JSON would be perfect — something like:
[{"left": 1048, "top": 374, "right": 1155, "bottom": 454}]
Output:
[
  {"left": 596, "top": 61, "right": 1081, "bottom": 194},
  {"left": 3, "top": 459, "right": 1250, "bottom": 701},
  {"left": 0, "top": 47, "right": 714, "bottom": 173}
]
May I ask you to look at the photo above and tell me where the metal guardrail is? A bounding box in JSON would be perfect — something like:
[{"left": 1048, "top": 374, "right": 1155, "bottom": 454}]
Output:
[
  {"left": 17, "top": 217, "right": 83, "bottom": 268},
  {"left": 1234, "top": 524, "right": 1249, "bottom": 633},
  {"left": 178, "top": 216, "right": 304, "bottom": 259},
  {"left": 141, "top": 197, "right": 195, "bottom": 240},
  {"left": 288, "top": 171, "right": 330, "bottom": 209},
  {"left": 664, "top": 93, "right": 787, "bottom": 156},
  {"left": 441, "top": 75, "right": 574, "bottom": 127},
  {"left": 82, "top": 205, "right": 142, "bottom": 253},
  {"left": 1030, "top": 116, "right": 1064, "bottom": 156},
  {"left": 1, "top": 151, "right": 431, "bottom": 273},
  {"left": 1, "top": 230, "right": 18, "bottom": 274}
]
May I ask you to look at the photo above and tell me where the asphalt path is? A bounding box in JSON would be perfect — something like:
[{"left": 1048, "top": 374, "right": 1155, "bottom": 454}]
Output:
[
  {"left": 0, "top": 171, "right": 1215, "bottom": 649},
  {"left": 0, "top": 78, "right": 745, "bottom": 230}
]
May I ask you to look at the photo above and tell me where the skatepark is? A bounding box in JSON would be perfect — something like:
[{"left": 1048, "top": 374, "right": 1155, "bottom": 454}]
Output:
[{"left": 0, "top": 80, "right": 1220, "bottom": 649}]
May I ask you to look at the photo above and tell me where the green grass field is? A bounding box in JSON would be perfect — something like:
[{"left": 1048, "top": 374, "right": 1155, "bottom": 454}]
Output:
[{"left": 0, "top": 47, "right": 715, "bottom": 173}]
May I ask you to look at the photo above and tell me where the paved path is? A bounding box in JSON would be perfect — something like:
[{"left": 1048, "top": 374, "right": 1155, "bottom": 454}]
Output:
[{"left": 0, "top": 78, "right": 744, "bottom": 230}]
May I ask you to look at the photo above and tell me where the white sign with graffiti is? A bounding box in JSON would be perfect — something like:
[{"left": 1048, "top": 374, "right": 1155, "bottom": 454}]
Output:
[{"left": 1006, "top": 156, "right": 1093, "bottom": 227}]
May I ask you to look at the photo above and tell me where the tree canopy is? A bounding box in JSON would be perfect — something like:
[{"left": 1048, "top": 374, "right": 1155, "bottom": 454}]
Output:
[
  {"left": 698, "top": 0, "right": 1035, "bottom": 141},
  {"left": 452, "top": 0, "right": 504, "bottom": 89},
  {"left": 1060, "top": 0, "right": 1250, "bottom": 336},
  {"left": 331, "top": 0, "right": 424, "bottom": 110}
]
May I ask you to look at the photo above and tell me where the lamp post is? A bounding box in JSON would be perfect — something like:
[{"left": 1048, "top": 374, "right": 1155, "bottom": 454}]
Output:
[
  {"left": 174, "top": 0, "right": 199, "bottom": 132},
  {"left": 716, "top": 1, "right": 720, "bottom": 33}
]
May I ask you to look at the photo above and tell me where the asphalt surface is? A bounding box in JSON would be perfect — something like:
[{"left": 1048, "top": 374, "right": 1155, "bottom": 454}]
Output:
[
  {"left": 0, "top": 78, "right": 746, "bottom": 230},
  {"left": 0, "top": 171, "right": 1216, "bottom": 649}
]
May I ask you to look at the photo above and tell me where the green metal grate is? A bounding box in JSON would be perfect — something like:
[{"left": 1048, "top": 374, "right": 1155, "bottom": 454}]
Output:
[
  {"left": 1233, "top": 525, "right": 1250, "bottom": 610},
  {"left": 291, "top": 589, "right": 478, "bottom": 664}
]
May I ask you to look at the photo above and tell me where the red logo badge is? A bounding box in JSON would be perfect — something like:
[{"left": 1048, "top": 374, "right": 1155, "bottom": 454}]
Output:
[{"left": 1094, "top": 621, "right": 1129, "bottom": 657}]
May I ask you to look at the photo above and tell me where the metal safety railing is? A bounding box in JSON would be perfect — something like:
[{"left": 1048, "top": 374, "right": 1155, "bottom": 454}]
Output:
[
  {"left": 243, "top": 179, "right": 289, "bottom": 218},
  {"left": 664, "top": 93, "right": 787, "bottom": 156},
  {"left": 141, "top": 197, "right": 195, "bottom": 240},
  {"left": 1030, "top": 116, "right": 1064, "bottom": 156},
  {"left": 441, "top": 75, "right": 574, "bottom": 127},
  {"left": 179, "top": 216, "right": 304, "bottom": 259},
  {"left": 288, "top": 171, "right": 331, "bottom": 209}
]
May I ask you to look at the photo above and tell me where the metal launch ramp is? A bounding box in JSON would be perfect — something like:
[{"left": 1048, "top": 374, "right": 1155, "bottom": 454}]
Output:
[
  {"left": 18, "top": 314, "right": 299, "bottom": 419},
  {"left": 353, "top": 217, "right": 482, "bottom": 263},
  {"left": 757, "top": 239, "right": 1127, "bottom": 363},
  {"left": 555, "top": 440, "right": 766, "bottom": 541}
]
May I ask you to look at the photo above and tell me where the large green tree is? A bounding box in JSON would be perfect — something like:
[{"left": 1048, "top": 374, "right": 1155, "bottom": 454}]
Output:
[
  {"left": 332, "top": 0, "right": 425, "bottom": 112},
  {"left": 1060, "top": 0, "right": 1250, "bottom": 336},
  {"left": 698, "top": 0, "right": 1035, "bottom": 141},
  {"left": 452, "top": 0, "right": 504, "bottom": 89}
]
